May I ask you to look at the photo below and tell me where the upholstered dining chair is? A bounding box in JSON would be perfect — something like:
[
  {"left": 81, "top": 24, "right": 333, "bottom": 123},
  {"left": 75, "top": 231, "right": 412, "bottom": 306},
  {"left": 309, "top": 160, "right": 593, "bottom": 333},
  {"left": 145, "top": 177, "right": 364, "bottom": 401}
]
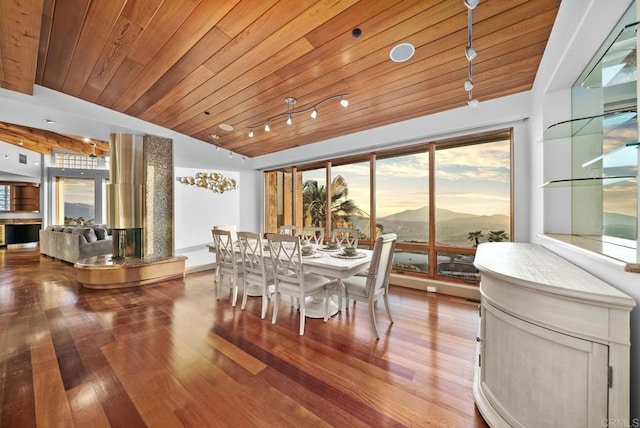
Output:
[
  {"left": 278, "top": 225, "right": 299, "bottom": 236},
  {"left": 266, "top": 233, "right": 333, "bottom": 335},
  {"left": 331, "top": 227, "right": 359, "bottom": 248},
  {"left": 212, "top": 229, "right": 243, "bottom": 306},
  {"left": 237, "top": 231, "right": 273, "bottom": 319},
  {"left": 338, "top": 233, "right": 397, "bottom": 339},
  {"left": 302, "top": 226, "right": 324, "bottom": 246}
]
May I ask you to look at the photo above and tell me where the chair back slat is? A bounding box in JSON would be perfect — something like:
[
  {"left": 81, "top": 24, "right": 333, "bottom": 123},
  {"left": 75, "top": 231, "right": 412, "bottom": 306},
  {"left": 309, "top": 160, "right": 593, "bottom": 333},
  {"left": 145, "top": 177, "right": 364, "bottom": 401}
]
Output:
[
  {"left": 212, "top": 229, "right": 238, "bottom": 272},
  {"left": 331, "top": 227, "right": 358, "bottom": 247},
  {"left": 237, "top": 231, "right": 267, "bottom": 277},
  {"left": 302, "top": 227, "right": 324, "bottom": 245},
  {"left": 266, "top": 233, "right": 302, "bottom": 283},
  {"left": 278, "top": 225, "right": 299, "bottom": 236}
]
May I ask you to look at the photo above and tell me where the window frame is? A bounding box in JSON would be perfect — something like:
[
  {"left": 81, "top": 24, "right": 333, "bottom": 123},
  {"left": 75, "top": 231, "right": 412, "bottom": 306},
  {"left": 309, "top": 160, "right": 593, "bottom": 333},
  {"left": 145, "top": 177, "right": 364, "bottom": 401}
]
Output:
[{"left": 263, "top": 128, "right": 514, "bottom": 285}]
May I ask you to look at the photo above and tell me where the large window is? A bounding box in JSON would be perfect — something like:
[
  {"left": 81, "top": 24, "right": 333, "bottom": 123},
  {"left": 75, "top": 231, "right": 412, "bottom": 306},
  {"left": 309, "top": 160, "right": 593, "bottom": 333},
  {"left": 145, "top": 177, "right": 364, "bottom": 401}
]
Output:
[
  {"left": 56, "top": 178, "right": 96, "bottom": 225},
  {"left": 435, "top": 140, "right": 511, "bottom": 248},
  {"left": 264, "top": 130, "right": 512, "bottom": 284}
]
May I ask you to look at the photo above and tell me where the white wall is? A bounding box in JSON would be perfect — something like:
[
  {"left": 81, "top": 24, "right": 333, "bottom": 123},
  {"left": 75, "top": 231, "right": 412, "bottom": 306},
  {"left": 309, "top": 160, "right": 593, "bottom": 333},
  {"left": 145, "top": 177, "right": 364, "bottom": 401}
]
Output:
[
  {"left": 529, "top": 0, "right": 640, "bottom": 419},
  {"left": 0, "top": 141, "right": 41, "bottom": 181}
]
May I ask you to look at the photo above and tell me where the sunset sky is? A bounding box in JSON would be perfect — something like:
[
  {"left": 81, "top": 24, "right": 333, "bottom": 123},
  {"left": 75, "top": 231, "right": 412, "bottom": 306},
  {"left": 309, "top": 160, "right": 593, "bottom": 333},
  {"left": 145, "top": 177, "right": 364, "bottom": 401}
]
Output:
[{"left": 304, "top": 140, "right": 512, "bottom": 218}]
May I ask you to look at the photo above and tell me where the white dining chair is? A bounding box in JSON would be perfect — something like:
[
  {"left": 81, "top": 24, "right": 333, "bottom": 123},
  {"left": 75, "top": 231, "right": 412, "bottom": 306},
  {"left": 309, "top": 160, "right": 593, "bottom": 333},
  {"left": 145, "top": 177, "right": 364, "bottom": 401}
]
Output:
[
  {"left": 278, "top": 225, "right": 299, "bottom": 236},
  {"left": 266, "top": 233, "right": 333, "bottom": 335},
  {"left": 302, "top": 226, "right": 324, "bottom": 246},
  {"left": 331, "top": 227, "right": 359, "bottom": 247},
  {"left": 212, "top": 229, "right": 243, "bottom": 306},
  {"left": 237, "top": 231, "right": 273, "bottom": 319},
  {"left": 213, "top": 224, "right": 238, "bottom": 242},
  {"left": 338, "top": 233, "right": 397, "bottom": 338}
]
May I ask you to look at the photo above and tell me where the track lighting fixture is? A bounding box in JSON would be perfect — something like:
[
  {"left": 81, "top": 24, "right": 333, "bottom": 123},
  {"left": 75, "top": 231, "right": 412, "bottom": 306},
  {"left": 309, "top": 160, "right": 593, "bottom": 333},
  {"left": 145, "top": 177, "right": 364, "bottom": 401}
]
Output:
[
  {"left": 464, "top": 1, "right": 480, "bottom": 107},
  {"left": 465, "top": 46, "right": 477, "bottom": 61},
  {"left": 247, "top": 93, "right": 349, "bottom": 137},
  {"left": 464, "top": 0, "right": 479, "bottom": 10},
  {"left": 464, "top": 78, "right": 474, "bottom": 92}
]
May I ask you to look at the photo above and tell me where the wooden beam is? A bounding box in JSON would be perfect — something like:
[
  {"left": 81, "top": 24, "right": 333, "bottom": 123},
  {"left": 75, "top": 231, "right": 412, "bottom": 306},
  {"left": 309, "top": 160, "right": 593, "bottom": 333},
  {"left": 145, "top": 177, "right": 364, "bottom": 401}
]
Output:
[{"left": 0, "top": 121, "right": 109, "bottom": 157}]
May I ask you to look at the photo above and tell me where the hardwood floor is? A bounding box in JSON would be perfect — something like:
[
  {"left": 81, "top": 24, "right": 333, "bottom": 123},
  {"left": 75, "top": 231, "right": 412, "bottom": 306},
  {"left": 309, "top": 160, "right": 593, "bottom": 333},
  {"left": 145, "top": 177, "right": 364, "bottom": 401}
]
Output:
[{"left": 0, "top": 248, "right": 488, "bottom": 427}]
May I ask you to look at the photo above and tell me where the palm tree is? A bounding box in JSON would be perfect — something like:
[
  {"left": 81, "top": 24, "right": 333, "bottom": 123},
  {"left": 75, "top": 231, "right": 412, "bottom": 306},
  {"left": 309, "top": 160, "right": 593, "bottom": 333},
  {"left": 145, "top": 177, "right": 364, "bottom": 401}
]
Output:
[
  {"left": 467, "top": 230, "right": 484, "bottom": 247},
  {"left": 302, "top": 180, "right": 326, "bottom": 226},
  {"left": 302, "top": 175, "right": 365, "bottom": 228},
  {"left": 487, "top": 230, "right": 509, "bottom": 242}
]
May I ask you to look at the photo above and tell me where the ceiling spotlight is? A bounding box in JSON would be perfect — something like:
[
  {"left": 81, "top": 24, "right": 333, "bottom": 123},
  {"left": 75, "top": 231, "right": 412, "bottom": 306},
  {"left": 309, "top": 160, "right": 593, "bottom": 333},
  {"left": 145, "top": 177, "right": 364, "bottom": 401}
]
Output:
[
  {"left": 89, "top": 143, "right": 97, "bottom": 158},
  {"left": 209, "top": 133, "right": 220, "bottom": 140},
  {"left": 248, "top": 128, "right": 254, "bottom": 138},
  {"left": 228, "top": 151, "right": 232, "bottom": 159},
  {"left": 467, "top": 97, "right": 479, "bottom": 108},
  {"left": 340, "top": 97, "right": 349, "bottom": 107},
  {"left": 464, "top": 79, "right": 474, "bottom": 92},
  {"left": 464, "top": 0, "right": 479, "bottom": 10},
  {"left": 216, "top": 145, "right": 220, "bottom": 151},
  {"left": 310, "top": 107, "right": 318, "bottom": 119},
  {"left": 265, "top": 122, "right": 270, "bottom": 132},
  {"left": 286, "top": 115, "right": 293, "bottom": 125},
  {"left": 465, "top": 46, "right": 477, "bottom": 61},
  {"left": 44, "top": 119, "right": 56, "bottom": 124},
  {"left": 83, "top": 137, "right": 90, "bottom": 143}
]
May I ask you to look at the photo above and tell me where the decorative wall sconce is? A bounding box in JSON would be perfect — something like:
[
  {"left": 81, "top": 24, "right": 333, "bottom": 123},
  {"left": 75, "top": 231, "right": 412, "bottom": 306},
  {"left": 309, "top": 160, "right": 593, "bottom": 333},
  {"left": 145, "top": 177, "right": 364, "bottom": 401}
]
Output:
[
  {"left": 176, "top": 172, "right": 238, "bottom": 194},
  {"left": 247, "top": 93, "right": 349, "bottom": 137}
]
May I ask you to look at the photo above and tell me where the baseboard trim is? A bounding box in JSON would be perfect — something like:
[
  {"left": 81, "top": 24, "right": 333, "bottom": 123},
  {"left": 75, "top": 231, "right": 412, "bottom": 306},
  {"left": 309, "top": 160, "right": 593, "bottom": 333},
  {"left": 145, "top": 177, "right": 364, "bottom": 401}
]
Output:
[{"left": 390, "top": 273, "right": 480, "bottom": 300}]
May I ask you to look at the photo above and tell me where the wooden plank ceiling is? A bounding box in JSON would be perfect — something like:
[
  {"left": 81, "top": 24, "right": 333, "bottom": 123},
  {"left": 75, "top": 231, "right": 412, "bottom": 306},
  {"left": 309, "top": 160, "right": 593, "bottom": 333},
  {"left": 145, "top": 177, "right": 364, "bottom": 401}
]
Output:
[{"left": 0, "top": 0, "right": 561, "bottom": 159}]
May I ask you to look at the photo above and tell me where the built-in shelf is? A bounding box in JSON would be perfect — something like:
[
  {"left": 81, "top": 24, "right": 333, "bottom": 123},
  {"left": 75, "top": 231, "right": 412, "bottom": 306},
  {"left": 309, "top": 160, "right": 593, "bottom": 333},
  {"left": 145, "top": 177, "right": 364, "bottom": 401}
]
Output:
[
  {"left": 582, "top": 141, "right": 640, "bottom": 168},
  {"left": 542, "top": 110, "right": 636, "bottom": 141},
  {"left": 540, "top": 175, "right": 636, "bottom": 188},
  {"left": 581, "top": 21, "right": 639, "bottom": 89}
]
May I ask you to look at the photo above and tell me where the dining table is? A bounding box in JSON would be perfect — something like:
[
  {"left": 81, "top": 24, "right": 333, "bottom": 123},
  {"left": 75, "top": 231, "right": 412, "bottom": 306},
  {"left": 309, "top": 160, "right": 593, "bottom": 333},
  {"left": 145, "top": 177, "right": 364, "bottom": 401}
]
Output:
[{"left": 206, "top": 242, "right": 373, "bottom": 318}]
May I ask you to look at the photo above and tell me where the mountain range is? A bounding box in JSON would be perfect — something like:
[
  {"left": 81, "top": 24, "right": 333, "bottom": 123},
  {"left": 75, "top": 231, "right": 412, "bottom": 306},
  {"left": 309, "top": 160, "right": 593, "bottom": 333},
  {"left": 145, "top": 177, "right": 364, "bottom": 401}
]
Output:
[{"left": 65, "top": 202, "right": 95, "bottom": 222}]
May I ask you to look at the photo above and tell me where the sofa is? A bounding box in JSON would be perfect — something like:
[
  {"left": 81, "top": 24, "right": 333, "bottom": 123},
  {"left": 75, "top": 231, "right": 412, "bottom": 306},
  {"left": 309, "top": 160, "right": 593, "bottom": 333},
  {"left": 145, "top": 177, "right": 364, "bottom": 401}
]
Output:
[{"left": 39, "top": 225, "right": 113, "bottom": 263}]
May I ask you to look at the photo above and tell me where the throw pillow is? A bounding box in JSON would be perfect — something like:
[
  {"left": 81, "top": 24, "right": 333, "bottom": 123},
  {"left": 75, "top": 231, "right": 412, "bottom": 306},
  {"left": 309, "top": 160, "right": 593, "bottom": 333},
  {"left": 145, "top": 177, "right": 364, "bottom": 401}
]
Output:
[
  {"left": 82, "top": 228, "right": 98, "bottom": 243},
  {"left": 93, "top": 227, "right": 107, "bottom": 240}
]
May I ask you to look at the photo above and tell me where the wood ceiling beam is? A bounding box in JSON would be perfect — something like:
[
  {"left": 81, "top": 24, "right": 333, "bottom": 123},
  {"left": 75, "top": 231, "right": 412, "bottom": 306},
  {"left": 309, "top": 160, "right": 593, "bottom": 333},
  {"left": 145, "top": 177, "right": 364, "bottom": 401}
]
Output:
[{"left": 0, "top": 121, "right": 109, "bottom": 157}]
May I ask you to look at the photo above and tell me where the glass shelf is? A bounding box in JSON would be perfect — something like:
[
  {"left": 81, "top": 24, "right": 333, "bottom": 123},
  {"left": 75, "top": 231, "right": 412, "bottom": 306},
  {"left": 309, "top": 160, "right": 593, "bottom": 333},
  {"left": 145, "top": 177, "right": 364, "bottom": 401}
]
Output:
[
  {"left": 582, "top": 142, "right": 640, "bottom": 168},
  {"left": 580, "top": 21, "right": 639, "bottom": 89},
  {"left": 543, "top": 110, "right": 636, "bottom": 141},
  {"left": 540, "top": 176, "right": 636, "bottom": 188}
]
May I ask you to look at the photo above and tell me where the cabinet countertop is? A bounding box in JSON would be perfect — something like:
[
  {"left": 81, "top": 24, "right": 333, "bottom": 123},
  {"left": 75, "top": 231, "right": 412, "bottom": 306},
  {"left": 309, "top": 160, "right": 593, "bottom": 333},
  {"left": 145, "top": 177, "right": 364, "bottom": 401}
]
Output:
[{"left": 474, "top": 242, "right": 635, "bottom": 309}]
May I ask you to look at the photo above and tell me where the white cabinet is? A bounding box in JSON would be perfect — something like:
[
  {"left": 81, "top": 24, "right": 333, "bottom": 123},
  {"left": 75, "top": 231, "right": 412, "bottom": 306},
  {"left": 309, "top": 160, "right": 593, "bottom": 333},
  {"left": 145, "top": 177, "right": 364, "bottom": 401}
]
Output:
[{"left": 473, "top": 243, "right": 635, "bottom": 427}]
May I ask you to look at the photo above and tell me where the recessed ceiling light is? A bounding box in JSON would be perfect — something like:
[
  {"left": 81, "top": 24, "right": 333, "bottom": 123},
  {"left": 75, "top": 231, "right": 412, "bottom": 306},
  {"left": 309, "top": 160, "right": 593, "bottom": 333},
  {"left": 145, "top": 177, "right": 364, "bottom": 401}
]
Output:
[
  {"left": 389, "top": 43, "right": 415, "bottom": 63},
  {"left": 219, "top": 124, "right": 234, "bottom": 131},
  {"left": 83, "top": 137, "right": 90, "bottom": 143}
]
